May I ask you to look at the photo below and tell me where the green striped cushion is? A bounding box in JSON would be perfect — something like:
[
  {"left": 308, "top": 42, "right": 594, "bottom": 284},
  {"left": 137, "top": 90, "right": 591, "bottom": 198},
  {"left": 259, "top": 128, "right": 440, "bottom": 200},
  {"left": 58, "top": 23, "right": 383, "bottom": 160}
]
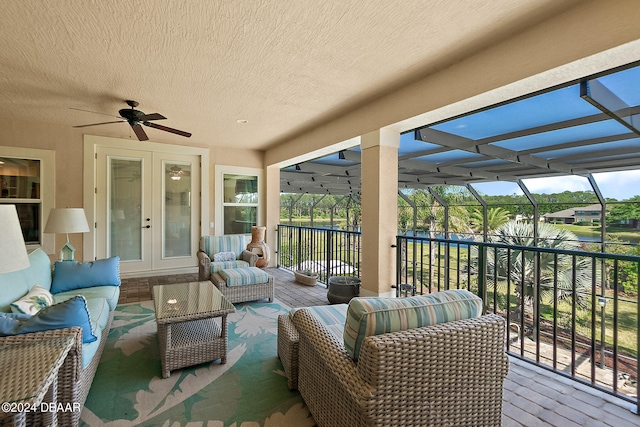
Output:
[
  {"left": 220, "top": 267, "right": 269, "bottom": 287},
  {"left": 211, "top": 260, "right": 249, "bottom": 273},
  {"left": 200, "top": 235, "right": 246, "bottom": 259},
  {"left": 343, "top": 289, "right": 483, "bottom": 360},
  {"left": 290, "top": 304, "right": 348, "bottom": 326}
]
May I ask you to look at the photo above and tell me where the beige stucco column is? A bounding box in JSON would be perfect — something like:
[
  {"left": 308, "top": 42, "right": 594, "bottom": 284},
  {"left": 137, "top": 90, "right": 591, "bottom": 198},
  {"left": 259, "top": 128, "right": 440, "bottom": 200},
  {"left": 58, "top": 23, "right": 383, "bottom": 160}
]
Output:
[
  {"left": 264, "top": 164, "right": 281, "bottom": 267},
  {"left": 360, "top": 128, "right": 399, "bottom": 297}
]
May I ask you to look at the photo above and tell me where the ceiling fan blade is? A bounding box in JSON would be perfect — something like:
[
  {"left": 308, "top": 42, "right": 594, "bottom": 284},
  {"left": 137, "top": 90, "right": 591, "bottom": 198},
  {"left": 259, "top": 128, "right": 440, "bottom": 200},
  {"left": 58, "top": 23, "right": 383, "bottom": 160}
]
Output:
[
  {"left": 69, "top": 107, "right": 122, "bottom": 119},
  {"left": 138, "top": 113, "right": 166, "bottom": 121},
  {"left": 131, "top": 123, "right": 149, "bottom": 141},
  {"left": 144, "top": 121, "right": 192, "bottom": 138},
  {"left": 73, "top": 120, "right": 124, "bottom": 128}
]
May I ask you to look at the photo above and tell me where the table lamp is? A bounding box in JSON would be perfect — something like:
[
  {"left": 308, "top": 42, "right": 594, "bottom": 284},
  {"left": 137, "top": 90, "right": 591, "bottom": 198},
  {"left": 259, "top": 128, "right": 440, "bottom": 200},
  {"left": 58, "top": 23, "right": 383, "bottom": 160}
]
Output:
[
  {"left": 44, "top": 208, "right": 90, "bottom": 261},
  {"left": 0, "top": 205, "right": 30, "bottom": 273}
]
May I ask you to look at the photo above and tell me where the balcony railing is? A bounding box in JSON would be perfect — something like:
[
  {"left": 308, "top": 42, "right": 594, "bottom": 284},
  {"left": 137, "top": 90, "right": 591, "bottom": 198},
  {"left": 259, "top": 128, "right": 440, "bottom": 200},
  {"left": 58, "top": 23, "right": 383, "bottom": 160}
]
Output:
[
  {"left": 397, "top": 235, "right": 639, "bottom": 413},
  {"left": 277, "top": 224, "right": 361, "bottom": 284},
  {"left": 276, "top": 224, "right": 638, "bottom": 412}
]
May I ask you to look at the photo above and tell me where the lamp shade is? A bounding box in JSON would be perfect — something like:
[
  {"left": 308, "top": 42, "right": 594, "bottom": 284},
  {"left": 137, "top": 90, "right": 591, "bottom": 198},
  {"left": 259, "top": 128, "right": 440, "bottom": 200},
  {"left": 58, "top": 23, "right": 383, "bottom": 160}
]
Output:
[
  {"left": 0, "top": 205, "right": 30, "bottom": 274},
  {"left": 44, "top": 208, "right": 90, "bottom": 234}
]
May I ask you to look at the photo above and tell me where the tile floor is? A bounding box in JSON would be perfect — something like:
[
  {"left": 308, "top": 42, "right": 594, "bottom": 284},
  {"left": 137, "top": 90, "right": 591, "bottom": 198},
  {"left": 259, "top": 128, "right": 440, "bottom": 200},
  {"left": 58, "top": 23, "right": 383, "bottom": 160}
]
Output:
[{"left": 118, "top": 268, "right": 639, "bottom": 426}]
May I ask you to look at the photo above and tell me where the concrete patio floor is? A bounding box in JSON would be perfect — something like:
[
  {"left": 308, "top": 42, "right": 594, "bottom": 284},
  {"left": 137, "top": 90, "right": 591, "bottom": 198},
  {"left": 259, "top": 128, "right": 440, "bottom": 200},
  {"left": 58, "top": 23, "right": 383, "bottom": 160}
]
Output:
[{"left": 119, "top": 268, "right": 639, "bottom": 427}]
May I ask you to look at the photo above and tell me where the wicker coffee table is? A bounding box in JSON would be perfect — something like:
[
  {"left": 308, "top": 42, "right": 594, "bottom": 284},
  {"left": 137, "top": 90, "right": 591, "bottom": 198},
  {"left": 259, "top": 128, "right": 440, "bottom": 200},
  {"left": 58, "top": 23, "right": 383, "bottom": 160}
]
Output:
[{"left": 152, "top": 281, "right": 235, "bottom": 378}]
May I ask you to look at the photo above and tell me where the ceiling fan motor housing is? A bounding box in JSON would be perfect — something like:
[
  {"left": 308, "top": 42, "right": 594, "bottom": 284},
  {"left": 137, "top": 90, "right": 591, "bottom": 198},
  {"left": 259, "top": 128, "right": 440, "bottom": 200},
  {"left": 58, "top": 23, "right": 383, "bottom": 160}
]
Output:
[{"left": 119, "top": 108, "right": 146, "bottom": 124}]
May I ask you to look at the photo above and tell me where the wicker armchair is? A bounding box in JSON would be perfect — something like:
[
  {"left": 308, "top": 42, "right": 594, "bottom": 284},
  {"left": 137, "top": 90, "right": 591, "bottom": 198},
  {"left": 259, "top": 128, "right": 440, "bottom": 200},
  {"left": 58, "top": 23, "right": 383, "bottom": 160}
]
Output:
[
  {"left": 293, "top": 310, "right": 509, "bottom": 427},
  {"left": 197, "top": 234, "right": 258, "bottom": 281}
]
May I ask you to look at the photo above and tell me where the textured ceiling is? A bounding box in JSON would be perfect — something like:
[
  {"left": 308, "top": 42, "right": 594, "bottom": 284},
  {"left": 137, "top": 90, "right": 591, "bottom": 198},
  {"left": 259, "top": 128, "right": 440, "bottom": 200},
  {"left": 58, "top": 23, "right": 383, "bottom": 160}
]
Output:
[{"left": 0, "top": 0, "right": 578, "bottom": 151}]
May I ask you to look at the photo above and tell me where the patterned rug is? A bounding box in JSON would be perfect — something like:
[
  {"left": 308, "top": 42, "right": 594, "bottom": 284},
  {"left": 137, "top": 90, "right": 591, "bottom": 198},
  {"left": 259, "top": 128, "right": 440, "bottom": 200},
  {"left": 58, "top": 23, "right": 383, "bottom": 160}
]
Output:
[{"left": 81, "top": 300, "right": 315, "bottom": 426}]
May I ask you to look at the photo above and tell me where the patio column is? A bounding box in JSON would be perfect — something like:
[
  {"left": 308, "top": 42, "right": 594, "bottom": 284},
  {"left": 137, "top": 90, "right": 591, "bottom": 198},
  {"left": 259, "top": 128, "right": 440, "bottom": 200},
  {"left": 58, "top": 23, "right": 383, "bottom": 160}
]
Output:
[
  {"left": 264, "top": 164, "right": 280, "bottom": 267},
  {"left": 360, "top": 128, "right": 399, "bottom": 297}
]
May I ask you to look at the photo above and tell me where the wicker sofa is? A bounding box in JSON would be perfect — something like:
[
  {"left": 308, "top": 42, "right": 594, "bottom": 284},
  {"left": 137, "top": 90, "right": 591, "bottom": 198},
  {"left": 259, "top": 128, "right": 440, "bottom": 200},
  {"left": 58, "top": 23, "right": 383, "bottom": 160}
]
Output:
[
  {"left": 280, "top": 290, "right": 509, "bottom": 427},
  {"left": 0, "top": 248, "right": 120, "bottom": 427}
]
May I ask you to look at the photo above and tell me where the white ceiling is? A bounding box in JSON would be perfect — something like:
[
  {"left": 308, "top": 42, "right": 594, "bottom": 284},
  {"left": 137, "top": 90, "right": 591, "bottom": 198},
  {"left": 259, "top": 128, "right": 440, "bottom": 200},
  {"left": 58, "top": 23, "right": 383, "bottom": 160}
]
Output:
[{"left": 0, "top": 0, "right": 580, "bottom": 151}]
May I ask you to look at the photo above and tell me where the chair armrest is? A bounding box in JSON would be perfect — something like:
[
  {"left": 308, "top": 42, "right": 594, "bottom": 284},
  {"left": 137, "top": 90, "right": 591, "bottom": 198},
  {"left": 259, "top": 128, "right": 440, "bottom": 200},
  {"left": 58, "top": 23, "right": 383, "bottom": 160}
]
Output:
[
  {"left": 197, "top": 250, "right": 211, "bottom": 280},
  {"left": 293, "top": 309, "right": 375, "bottom": 399},
  {"left": 241, "top": 250, "right": 258, "bottom": 267}
]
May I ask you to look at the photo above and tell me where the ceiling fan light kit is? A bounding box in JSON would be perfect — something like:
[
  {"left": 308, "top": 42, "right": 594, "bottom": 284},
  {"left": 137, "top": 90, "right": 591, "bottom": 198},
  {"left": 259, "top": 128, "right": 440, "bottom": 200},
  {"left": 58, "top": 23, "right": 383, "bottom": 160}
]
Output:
[{"left": 73, "top": 100, "right": 192, "bottom": 141}]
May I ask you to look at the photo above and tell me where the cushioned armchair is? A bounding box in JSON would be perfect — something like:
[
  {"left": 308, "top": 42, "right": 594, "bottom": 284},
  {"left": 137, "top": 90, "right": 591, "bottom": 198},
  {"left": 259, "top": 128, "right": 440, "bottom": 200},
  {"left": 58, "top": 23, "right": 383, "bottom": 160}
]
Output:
[
  {"left": 197, "top": 234, "right": 258, "bottom": 281},
  {"left": 287, "top": 290, "right": 509, "bottom": 427}
]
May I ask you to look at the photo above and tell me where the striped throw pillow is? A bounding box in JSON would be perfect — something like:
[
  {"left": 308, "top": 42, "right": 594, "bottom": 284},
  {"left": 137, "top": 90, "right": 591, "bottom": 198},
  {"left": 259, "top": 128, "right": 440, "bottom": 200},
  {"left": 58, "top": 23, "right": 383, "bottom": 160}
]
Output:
[{"left": 343, "top": 289, "right": 483, "bottom": 360}]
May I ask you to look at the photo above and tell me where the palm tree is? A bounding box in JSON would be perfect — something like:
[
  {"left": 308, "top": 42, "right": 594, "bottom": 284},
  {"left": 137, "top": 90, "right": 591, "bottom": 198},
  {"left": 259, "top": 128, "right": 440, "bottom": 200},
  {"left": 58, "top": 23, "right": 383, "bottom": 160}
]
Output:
[
  {"left": 470, "top": 207, "right": 511, "bottom": 234},
  {"left": 484, "top": 221, "right": 595, "bottom": 310}
]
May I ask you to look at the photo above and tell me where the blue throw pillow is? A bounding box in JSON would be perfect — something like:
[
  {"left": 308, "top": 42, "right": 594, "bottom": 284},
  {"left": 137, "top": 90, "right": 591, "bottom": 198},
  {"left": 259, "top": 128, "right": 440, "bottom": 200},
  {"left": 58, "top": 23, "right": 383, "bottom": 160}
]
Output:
[
  {"left": 0, "top": 295, "right": 97, "bottom": 343},
  {"left": 51, "top": 256, "right": 120, "bottom": 294}
]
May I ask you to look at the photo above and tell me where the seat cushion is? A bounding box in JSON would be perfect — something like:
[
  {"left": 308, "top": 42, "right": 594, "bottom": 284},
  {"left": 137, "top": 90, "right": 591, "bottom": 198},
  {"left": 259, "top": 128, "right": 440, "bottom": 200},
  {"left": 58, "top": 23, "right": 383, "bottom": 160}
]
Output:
[
  {"left": 211, "top": 260, "right": 249, "bottom": 273},
  {"left": 343, "top": 289, "right": 483, "bottom": 360},
  {"left": 54, "top": 285, "right": 120, "bottom": 311},
  {"left": 220, "top": 267, "right": 269, "bottom": 287}
]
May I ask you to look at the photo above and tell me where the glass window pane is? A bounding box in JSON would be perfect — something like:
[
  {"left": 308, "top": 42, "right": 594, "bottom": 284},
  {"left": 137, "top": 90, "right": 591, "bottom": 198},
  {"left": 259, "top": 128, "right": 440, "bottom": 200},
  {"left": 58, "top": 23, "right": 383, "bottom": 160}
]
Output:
[
  {"left": 12, "top": 203, "right": 40, "bottom": 245},
  {"left": 224, "top": 206, "right": 256, "bottom": 234},
  {"left": 109, "top": 158, "right": 142, "bottom": 261},
  {"left": 0, "top": 158, "right": 40, "bottom": 199},
  {"left": 223, "top": 174, "right": 258, "bottom": 204},
  {"left": 164, "top": 162, "right": 191, "bottom": 257}
]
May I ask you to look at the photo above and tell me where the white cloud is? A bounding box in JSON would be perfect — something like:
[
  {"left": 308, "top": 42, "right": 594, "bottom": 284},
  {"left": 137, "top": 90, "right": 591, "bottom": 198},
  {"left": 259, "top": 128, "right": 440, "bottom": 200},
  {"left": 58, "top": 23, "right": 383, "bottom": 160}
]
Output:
[{"left": 593, "top": 170, "right": 640, "bottom": 200}]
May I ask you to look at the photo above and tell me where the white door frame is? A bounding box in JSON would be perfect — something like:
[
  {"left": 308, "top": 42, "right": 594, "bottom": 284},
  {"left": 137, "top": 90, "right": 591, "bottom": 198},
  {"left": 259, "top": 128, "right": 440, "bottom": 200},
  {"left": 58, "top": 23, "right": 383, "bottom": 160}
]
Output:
[{"left": 83, "top": 135, "right": 209, "bottom": 277}]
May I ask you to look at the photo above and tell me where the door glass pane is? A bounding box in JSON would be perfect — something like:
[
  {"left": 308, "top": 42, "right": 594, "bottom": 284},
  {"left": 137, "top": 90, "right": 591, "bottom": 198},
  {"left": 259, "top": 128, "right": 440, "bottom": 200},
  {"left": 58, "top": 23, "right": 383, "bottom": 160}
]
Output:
[
  {"left": 164, "top": 162, "right": 191, "bottom": 257},
  {"left": 224, "top": 206, "right": 257, "bottom": 234},
  {"left": 109, "top": 158, "right": 142, "bottom": 261}
]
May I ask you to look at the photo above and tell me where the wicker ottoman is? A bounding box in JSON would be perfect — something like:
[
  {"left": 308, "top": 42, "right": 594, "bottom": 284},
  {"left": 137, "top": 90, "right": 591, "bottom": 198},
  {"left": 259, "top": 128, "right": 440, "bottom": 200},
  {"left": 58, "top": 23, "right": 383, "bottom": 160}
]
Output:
[{"left": 211, "top": 267, "right": 274, "bottom": 303}]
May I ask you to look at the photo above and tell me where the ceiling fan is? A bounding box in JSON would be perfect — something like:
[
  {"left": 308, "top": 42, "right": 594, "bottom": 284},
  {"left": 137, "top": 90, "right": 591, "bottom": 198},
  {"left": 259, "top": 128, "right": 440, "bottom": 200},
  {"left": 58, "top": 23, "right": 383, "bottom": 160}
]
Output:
[{"left": 72, "top": 100, "right": 192, "bottom": 141}]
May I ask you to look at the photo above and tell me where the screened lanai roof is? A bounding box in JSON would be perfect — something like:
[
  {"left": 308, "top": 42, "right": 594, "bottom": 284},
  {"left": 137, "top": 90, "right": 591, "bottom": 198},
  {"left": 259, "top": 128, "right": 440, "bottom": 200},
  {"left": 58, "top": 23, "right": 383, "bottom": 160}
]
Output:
[{"left": 280, "top": 63, "right": 640, "bottom": 196}]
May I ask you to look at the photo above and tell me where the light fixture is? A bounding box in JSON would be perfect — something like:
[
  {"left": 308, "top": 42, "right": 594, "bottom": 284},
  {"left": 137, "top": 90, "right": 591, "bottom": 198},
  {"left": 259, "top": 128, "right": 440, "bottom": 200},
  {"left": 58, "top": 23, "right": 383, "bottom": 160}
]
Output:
[
  {"left": 169, "top": 165, "right": 183, "bottom": 181},
  {"left": 236, "top": 119, "right": 248, "bottom": 124},
  {"left": 0, "top": 205, "right": 30, "bottom": 273},
  {"left": 44, "top": 208, "right": 90, "bottom": 261}
]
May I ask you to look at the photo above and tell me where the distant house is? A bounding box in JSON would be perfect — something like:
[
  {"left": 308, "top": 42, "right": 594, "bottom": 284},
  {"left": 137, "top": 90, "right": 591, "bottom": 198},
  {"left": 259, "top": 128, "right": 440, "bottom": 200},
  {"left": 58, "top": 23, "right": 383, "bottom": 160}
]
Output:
[{"left": 542, "top": 204, "right": 602, "bottom": 224}]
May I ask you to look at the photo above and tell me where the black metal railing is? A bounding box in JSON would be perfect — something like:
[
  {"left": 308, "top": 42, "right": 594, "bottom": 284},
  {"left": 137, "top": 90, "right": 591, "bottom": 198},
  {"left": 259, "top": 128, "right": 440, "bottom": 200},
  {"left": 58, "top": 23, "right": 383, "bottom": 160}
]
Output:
[
  {"left": 277, "top": 224, "right": 361, "bottom": 284},
  {"left": 396, "top": 235, "right": 640, "bottom": 413}
]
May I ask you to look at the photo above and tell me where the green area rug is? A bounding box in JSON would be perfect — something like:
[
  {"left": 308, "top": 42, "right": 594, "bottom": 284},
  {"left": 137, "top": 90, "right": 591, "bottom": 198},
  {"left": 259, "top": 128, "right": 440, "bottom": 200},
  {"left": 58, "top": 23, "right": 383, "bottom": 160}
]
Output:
[{"left": 81, "top": 300, "right": 315, "bottom": 426}]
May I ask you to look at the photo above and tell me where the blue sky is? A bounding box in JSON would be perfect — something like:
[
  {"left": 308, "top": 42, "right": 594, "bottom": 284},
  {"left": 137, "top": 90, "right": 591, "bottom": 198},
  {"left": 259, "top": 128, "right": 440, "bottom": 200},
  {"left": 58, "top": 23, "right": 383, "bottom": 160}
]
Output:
[{"left": 473, "top": 170, "right": 640, "bottom": 200}]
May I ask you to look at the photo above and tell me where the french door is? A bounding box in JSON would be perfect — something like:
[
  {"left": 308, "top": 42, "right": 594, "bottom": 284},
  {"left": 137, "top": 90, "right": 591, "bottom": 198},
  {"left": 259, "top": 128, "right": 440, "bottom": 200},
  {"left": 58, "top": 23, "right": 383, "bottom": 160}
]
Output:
[{"left": 96, "top": 147, "right": 201, "bottom": 274}]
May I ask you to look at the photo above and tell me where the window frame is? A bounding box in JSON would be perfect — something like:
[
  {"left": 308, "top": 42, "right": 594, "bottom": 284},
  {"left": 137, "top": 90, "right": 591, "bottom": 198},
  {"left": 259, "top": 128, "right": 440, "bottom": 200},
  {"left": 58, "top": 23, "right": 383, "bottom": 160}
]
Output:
[
  {"left": 0, "top": 147, "right": 55, "bottom": 253},
  {"left": 215, "top": 165, "right": 262, "bottom": 236}
]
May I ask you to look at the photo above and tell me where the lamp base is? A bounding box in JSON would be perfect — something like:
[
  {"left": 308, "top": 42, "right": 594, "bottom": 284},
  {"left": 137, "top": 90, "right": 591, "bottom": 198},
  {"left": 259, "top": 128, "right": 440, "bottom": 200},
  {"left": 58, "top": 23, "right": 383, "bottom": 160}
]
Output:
[{"left": 59, "top": 242, "right": 76, "bottom": 261}]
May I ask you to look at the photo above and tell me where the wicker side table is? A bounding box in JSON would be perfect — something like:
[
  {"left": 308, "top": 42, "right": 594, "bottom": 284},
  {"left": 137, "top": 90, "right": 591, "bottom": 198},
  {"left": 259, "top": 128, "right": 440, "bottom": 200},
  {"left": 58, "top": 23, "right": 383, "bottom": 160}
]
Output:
[
  {"left": 152, "top": 281, "right": 235, "bottom": 378},
  {"left": 0, "top": 335, "right": 75, "bottom": 427}
]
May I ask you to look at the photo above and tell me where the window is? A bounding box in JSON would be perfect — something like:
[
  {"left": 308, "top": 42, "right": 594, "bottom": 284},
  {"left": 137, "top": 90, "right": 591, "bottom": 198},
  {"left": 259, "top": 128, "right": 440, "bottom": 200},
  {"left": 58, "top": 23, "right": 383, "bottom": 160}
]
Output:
[
  {"left": 0, "top": 157, "right": 42, "bottom": 244},
  {"left": 222, "top": 174, "right": 258, "bottom": 234},
  {"left": 0, "top": 148, "right": 54, "bottom": 252}
]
